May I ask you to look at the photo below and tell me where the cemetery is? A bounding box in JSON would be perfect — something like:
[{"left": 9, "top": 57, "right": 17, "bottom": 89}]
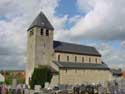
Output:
[
  {"left": 0, "top": 65, "right": 124, "bottom": 94},
  {"left": 0, "top": 78, "right": 125, "bottom": 94}
]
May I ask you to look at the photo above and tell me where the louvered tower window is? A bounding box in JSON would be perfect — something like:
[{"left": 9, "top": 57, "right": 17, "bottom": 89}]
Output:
[{"left": 41, "top": 29, "right": 43, "bottom": 35}]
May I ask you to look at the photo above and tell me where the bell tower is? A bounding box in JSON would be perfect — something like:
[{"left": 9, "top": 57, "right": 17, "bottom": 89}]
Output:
[{"left": 26, "top": 12, "right": 54, "bottom": 84}]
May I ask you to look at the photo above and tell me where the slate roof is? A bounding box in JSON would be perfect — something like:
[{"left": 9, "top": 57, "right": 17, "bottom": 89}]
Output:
[
  {"left": 54, "top": 61, "right": 110, "bottom": 70},
  {"left": 28, "top": 12, "right": 54, "bottom": 31},
  {"left": 54, "top": 41, "right": 101, "bottom": 56}
]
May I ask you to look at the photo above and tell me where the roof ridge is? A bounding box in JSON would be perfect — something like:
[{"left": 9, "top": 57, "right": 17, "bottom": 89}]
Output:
[{"left": 54, "top": 40, "right": 94, "bottom": 48}]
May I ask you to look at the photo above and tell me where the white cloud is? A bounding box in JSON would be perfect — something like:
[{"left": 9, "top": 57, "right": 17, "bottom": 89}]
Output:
[
  {"left": 56, "top": 0, "right": 125, "bottom": 41},
  {"left": 97, "top": 42, "right": 125, "bottom": 70},
  {"left": 52, "top": 15, "right": 68, "bottom": 30},
  {"left": 121, "top": 41, "right": 125, "bottom": 48},
  {"left": 68, "top": 15, "right": 81, "bottom": 24},
  {"left": 77, "top": 0, "right": 95, "bottom": 13},
  {"left": 0, "top": 0, "right": 68, "bottom": 70}
]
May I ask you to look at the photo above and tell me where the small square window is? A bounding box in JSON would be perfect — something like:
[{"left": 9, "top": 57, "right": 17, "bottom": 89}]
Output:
[
  {"left": 67, "top": 56, "right": 69, "bottom": 62},
  {"left": 95, "top": 58, "right": 98, "bottom": 63},
  {"left": 82, "top": 57, "right": 84, "bottom": 63},
  {"left": 89, "top": 58, "right": 91, "bottom": 62},
  {"left": 75, "top": 56, "right": 77, "bottom": 62}
]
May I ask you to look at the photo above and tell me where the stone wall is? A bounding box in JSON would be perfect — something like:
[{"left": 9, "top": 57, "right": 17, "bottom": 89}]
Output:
[
  {"left": 34, "top": 27, "right": 54, "bottom": 66},
  {"left": 50, "top": 74, "right": 59, "bottom": 87},
  {"left": 26, "top": 27, "right": 54, "bottom": 85},
  {"left": 26, "top": 28, "right": 36, "bottom": 85},
  {"left": 59, "top": 69, "right": 112, "bottom": 85}
]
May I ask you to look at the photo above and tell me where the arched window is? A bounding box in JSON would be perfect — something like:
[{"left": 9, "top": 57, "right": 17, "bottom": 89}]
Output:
[
  {"left": 89, "top": 57, "right": 91, "bottom": 63},
  {"left": 65, "top": 69, "right": 67, "bottom": 73},
  {"left": 82, "top": 57, "right": 84, "bottom": 63},
  {"left": 46, "top": 29, "right": 49, "bottom": 36},
  {"left": 41, "top": 29, "right": 43, "bottom": 35},
  {"left": 67, "top": 56, "right": 69, "bottom": 62},
  {"left": 75, "top": 56, "right": 77, "bottom": 62},
  {"left": 58, "top": 55, "right": 60, "bottom": 61},
  {"left": 95, "top": 58, "right": 98, "bottom": 63}
]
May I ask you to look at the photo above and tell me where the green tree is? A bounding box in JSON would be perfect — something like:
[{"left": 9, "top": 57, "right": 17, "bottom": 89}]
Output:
[{"left": 30, "top": 67, "right": 52, "bottom": 89}]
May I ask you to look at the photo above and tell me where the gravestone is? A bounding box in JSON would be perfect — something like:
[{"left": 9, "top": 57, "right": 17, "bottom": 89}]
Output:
[
  {"left": 45, "top": 82, "right": 49, "bottom": 89},
  {"left": 29, "top": 90, "right": 34, "bottom": 94},
  {"left": 11, "top": 78, "right": 17, "bottom": 94},
  {"left": 34, "top": 85, "right": 41, "bottom": 93},
  {"left": 119, "top": 79, "right": 125, "bottom": 89},
  {"left": 12, "top": 78, "right": 17, "bottom": 89},
  {"left": 16, "top": 84, "right": 22, "bottom": 94},
  {"left": 98, "top": 85, "right": 107, "bottom": 94},
  {"left": 1, "top": 84, "right": 7, "bottom": 94},
  {"left": 24, "top": 89, "right": 30, "bottom": 94},
  {"left": 0, "top": 85, "right": 2, "bottom": 94}
]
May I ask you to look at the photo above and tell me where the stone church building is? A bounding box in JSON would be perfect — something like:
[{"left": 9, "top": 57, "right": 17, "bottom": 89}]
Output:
[{"left": 26, "top": 12, "right": 112, "bottom": 86}]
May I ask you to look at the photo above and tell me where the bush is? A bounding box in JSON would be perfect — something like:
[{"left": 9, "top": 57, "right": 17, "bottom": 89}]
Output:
[
  {"left": 5, "top": 75, "right": 13, "bottom": 85},
  {"left": 30, "top": 67, "right": 52, "bottom": 89},
  {"left": 5, "top": 74, "right": 25, "bottom": 85}
]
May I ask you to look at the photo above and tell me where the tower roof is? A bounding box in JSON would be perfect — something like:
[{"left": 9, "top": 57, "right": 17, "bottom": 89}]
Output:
[{"left": 28, "top": 12, "right": 54, "bottom": 31}]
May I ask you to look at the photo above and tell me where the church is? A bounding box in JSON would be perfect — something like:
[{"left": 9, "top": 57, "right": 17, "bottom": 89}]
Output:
[{"left": 26, "top": 12, "right": 112, "bottom": 86}]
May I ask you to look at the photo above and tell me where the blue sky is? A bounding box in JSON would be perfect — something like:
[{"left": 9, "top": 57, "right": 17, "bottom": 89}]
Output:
[
  {"left": 56, "top": 0, "right": 80, "bottom": 17},
  {"left": 0, "top": 0, "right": 125, "bottom": 70},
  {"left": 55, "top": 0, "right": 80, "bottom": 29}
]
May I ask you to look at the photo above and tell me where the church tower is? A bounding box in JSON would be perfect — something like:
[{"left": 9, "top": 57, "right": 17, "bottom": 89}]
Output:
[{"left": 26, "top": 12, "right": 54, "bottom": 84}]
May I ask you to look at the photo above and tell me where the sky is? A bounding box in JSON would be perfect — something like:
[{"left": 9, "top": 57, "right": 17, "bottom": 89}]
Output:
[{"left": 0, "top": 0, "right": 125, "bottom": 70}]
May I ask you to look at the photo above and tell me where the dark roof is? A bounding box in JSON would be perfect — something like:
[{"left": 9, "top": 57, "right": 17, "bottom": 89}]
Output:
[
  {"left": 111, "top": 69, "right": 122, "bottom": 76},
  {"left": 28, "top": 12, "right": 54, "bottom": 31},
  {"left": 54, "top": 41, "right": 101, "bottom": 56},
  {"left": 54, "top": 61, "right": 110, "bottom": 70}
]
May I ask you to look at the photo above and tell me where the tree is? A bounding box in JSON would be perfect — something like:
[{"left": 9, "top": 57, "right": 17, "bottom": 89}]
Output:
[
  {"left": 30, "top": 67, "right": 52, "bottom": 89},
  {"left": 5, "top": 73, "right": 25, "bottom": 85}
]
